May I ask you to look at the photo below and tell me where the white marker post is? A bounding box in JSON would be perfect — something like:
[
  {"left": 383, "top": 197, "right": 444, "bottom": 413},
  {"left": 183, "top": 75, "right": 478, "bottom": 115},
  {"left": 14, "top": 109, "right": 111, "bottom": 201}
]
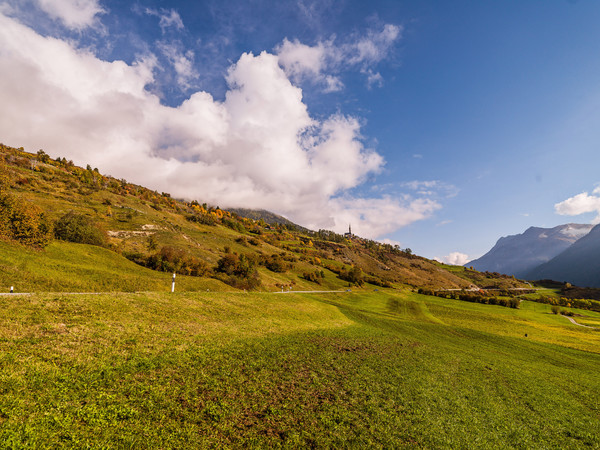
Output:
[
  {"left": 10, "top": 286, "right": 13, "bottom": 294},
  {"left": 171, "top": 273, "right": 176, "bottom": 293}
]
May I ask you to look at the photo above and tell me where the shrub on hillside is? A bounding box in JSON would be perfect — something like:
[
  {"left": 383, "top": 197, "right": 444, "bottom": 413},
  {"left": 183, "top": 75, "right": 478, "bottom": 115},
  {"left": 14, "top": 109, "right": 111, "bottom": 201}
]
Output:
[
  {"left": 223, "top": 272, "right": 261, "bottom": 290},
  {"left": 54, "top": 212, "right": 107, "bottom": 246},
  {"left": 261, "top": 254, "right": 292, "bottom": 273},
  {"left": 145, "top": 246, "right": 210, "bottom": 276},
  {"left": 531, "top": 294, "right": 600, "bottom": 313},
  {"left": 417, "top": 287, "right": 520, "bottom": 309},
  {"left": 235, "top": 236, "right": 248, "bottom": 246},
  {"left": 364, "top": 276, "right": 394, "bottom": 288},
  {"left": 339, "top": 266, "right": 364, "bottom": 286},
  {"left": 0, "top": 192, "right": 53, "bottom": 247},
  {"left": 303, "top": 270, "right": 325, "bottom": 284},
  {"left": 186, "top": 213, "right": 217, "bottom": 226},
  {"left": 0, "top": 163, "right": 52, "bottom": 247},
  {"left": 216, "top": 253, "right": 256, "bottom": 278},
  {"left": 125, "top": 246, "right": 210, "bottom": 277},
  {"left": 215, "top": 252, "right": 261, "bottom": 290},
  {"left": 506, "top": 298, "right": 520, "bottom": 309},
  {"left": 222, "top": 217, "right": 245, "bottom": 233}
]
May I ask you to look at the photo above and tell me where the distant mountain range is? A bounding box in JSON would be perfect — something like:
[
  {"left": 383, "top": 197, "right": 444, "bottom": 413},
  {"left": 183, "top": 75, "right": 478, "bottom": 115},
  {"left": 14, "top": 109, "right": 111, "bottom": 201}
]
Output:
[
  {"left": 467, "top": 223, "right": 594, "bottom": 280},
  {"left": 525, "top": 224, "right": 600, "bottom": 287}
]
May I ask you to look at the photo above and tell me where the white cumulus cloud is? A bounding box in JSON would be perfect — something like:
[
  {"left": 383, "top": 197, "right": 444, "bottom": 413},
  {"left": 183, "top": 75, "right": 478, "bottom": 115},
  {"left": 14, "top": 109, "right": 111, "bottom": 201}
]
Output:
[
  {"left": 555, "top": 186, "right": 600, "bottom": 224},
  {"left": 0, "top": 12, "right": 434, "bottom": 239},
  {"left": 434, "top": 252, "right": 470, "bottom": 266},
  {"left": 276, "top": 23, "right": 401, "bottom": 91},
  {"left": 36, "top": 0, "right": 105, "bottom": 30}
]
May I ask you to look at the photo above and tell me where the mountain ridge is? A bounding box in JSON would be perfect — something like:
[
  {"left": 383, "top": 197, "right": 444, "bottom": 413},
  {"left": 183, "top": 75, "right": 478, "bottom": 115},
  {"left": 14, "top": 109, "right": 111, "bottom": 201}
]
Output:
[
  {"left": 526, "top": 223, "right": 600, "bottom": 287},
  {"left": 467, "top": 223, "right": 593, "bottom": 278}
]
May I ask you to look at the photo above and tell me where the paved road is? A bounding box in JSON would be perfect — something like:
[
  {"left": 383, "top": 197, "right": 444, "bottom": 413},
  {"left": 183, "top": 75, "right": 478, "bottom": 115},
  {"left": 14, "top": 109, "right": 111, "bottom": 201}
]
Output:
[
  {"left": 272, "top": 290, "right": 349, "bottom": 294},
  {"left": 0, "top": 290, "right": 352, "bottom": 296}
]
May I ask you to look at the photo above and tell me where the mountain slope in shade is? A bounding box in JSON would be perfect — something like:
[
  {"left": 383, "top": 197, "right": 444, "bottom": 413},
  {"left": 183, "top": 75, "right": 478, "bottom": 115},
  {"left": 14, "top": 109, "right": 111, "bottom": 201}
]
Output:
[
  {"left": 467, "top": 224, "right": 593, "bottom": 278},
  {"left": 228, "top": 208, "right": 308, "bottom": 231},
  {"left": 526, "top": 224, "right": 600, "bottom": 287}
]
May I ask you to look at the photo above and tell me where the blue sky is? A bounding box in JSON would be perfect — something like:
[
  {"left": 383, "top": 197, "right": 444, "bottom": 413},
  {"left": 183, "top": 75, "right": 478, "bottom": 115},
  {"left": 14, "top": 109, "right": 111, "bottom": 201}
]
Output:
[{"left": 1, "top": 0, "right": 600, "bottom": 263}]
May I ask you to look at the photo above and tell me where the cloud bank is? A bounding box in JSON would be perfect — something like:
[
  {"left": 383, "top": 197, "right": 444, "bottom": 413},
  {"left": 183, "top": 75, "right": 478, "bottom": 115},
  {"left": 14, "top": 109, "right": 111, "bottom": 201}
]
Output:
[
  {"left": 555, "top": 186, "right": 600, "bottom": 224},
  {"left": 0, "top": 11, "right": 436, "bottom": 239}
]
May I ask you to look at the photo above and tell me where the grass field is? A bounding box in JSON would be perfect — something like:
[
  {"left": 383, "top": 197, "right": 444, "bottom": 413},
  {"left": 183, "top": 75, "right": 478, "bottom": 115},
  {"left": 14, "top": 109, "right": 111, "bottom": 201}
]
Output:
[
  {"left": 0, "top": 240, "right": 230, "bottom": 293},
  {"left": 1, "top": 289, "right": 599, "bottom": 448},
  {"left": 0, "top": 239, "right": 355, "bottom": 294}
]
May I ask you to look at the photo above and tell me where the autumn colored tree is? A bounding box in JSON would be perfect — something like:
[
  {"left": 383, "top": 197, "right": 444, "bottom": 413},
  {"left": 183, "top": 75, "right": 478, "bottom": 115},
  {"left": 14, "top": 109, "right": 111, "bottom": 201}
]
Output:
[{"left": 0, "top": 161, "right": 52, "bottom": 247}]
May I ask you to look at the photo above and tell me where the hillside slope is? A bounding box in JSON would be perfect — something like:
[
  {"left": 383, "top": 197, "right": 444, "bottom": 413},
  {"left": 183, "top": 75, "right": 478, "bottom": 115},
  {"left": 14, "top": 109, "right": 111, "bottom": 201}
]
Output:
[
  {"left": 0, "top": 144, "right": 529, "bottom": 292},
  {"left": 467, "top": 224, "right": 592, "bottom": 278}
]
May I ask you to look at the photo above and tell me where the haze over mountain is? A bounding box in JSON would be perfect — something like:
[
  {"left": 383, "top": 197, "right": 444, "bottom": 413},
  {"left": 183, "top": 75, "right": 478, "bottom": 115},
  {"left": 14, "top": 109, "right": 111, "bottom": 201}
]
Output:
[
  {"left": 467, "top": 224, "right": 593, "bottom": 278},
  {"left": 525, "top": 224, "right": 600, "bottom": 288}
]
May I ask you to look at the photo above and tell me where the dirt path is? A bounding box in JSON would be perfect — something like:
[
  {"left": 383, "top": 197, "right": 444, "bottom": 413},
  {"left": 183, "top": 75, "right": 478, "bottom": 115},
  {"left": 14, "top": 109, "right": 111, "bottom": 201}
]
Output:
[{"left": 562, "top": 314, "right": 598, "bottom": 329}]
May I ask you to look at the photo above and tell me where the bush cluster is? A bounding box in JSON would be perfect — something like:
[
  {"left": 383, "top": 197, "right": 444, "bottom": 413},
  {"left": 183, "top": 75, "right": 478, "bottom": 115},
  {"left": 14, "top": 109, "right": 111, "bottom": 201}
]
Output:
[
  {"left": 302, "top": 270, "right": 325, "bottom": 284},
  {"left": 259, "top": 254, "right": 293, "bottom": 273},
  {"left": 149, "top": 246, "right": 209, "bottom": 276},
  {"left": 222, "top": 217, "right": 245, "bottom": 233},
  {"left": 418, "top": 288, "right": 520, "bottom": 309},
  {"left": 125, "top": 246, "right": 210, "bottom": 277},
  {"left": 531, "top": 294, "right": 600, "bottom": 313},
  {"left": 550, "top": 305, "right": 575, "bottom": 316},
  {"left": 54, "top": 212, "right": 107, "bottom": 246},
  {"left": 364, "top": 276, "right": 394, "bottom": 288},
  {"left": 339, "top": 266, "right": 364, "bottom": 286},
  {"left": 186, "top": 213, "right": 217, "bottom": 226},
  {"left": 215, "top": 253, "right": 261, "bottom": 290},
  {"left": 0, "top": 192, "right": 53, "bottom": 247}
]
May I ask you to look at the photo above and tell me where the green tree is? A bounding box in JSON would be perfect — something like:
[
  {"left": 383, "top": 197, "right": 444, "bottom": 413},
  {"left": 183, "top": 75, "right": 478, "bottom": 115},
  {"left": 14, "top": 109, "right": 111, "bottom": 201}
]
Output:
[
  {"left": 147, "top": 234, "right": 158, "bottom": 251},
  {"left": 54, "top": 212, "right": 107, "bottom": 246},
  {"left": 36, "top": 149, "right": 50, "bottom": 163},
  {"left": 340, "top": 266, "right": 364, "bottom": 286}
]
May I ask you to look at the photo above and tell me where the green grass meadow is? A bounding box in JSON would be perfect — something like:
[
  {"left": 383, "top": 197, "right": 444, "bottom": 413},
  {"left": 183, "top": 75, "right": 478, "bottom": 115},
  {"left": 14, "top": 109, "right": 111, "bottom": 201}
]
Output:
[
  {"left": 1, "top": 289, "right": 599, "bottom": 448},
  {"left": 0, "top": 240, "right": 229, "bottom": 293}
]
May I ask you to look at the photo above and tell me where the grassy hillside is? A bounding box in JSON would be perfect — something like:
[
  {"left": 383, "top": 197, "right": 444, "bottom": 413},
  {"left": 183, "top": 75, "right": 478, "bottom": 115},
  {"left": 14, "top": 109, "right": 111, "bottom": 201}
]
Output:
[
  {"left": 0, "top": 144, "right": 529, "bottom": 293},
  {"left": 0, "top": 240, "right": 228, "bottom": 293},
  {"left": 2, "top": 144, "right": 599, "bottom": 447},
  {"left": 0, "top": 289, "right": 598, "bottom": 447}
]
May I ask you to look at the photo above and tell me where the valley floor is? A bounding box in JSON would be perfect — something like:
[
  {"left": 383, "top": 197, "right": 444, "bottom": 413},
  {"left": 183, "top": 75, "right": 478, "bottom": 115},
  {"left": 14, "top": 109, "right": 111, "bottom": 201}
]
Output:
[{"left": 0, "top": 289, "right": 599, "bottom": 448}]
